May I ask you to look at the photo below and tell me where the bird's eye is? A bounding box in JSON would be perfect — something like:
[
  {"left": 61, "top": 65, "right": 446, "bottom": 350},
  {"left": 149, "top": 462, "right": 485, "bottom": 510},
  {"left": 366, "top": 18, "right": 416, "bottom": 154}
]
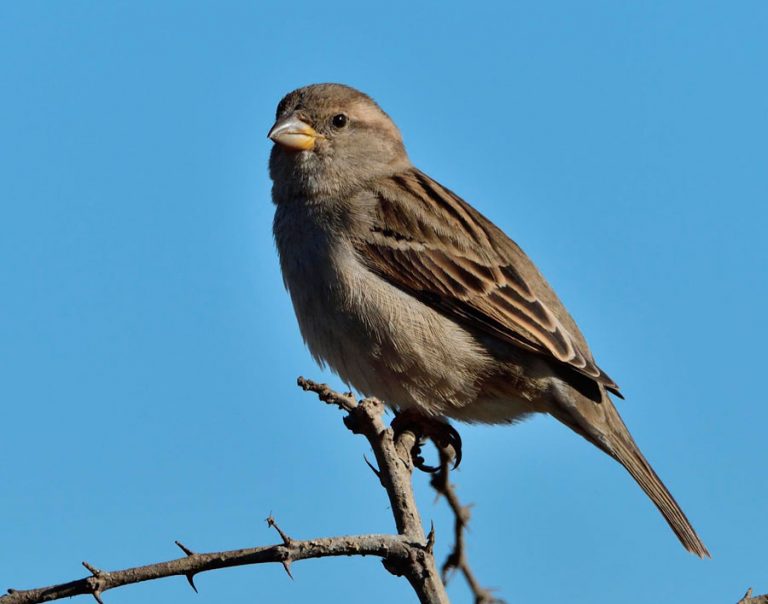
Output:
[{"left": 331, "top": 114, "right": 348, "bottom": 128}]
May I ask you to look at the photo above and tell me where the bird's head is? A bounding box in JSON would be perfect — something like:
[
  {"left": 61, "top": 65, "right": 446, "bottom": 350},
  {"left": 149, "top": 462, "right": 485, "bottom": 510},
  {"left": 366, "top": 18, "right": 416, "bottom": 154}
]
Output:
[{"left": 268, "top": 83, "right": 410, "bottom": 200}]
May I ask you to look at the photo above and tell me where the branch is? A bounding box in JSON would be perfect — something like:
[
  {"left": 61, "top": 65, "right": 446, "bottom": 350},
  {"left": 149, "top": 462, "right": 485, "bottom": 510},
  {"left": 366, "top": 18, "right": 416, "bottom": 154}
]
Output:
[
  {"left": 1, "top": 532, "right": 409, "bottom": 604},
  {"left": 431, "top": 447, "right": 502, "bottom": 604},
  {"left": 6, "top": 377, "right": 753, "bottom": 604},
  {"left": 2, "top": 378, "right": 449, "bottom": 604},
  {"left": 297, "top": 377, "right": 448, "bottom": 602}
]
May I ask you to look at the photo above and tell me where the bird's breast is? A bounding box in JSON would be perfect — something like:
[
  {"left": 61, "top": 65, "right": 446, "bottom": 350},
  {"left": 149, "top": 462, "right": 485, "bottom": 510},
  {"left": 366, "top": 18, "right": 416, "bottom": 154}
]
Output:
[{"left": 272, "top": 200, "right": 497, "bottom": 417}]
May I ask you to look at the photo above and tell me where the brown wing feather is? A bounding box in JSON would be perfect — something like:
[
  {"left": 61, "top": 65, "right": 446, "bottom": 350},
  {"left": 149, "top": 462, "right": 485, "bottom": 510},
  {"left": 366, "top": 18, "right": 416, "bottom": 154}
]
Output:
[{"left": 353, "top": 168, "right": 621, "bottom": 396}]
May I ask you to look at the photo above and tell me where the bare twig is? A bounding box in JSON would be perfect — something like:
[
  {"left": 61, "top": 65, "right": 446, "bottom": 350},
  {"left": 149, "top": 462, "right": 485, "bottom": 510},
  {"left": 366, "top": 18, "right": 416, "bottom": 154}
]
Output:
[
  {"left": 430, "top": 447, "right": 502, "bottom": 604},
  {"left": 1, "top": 534, "right": 411, "bottom": 604},
  {"left": 297, "top": 377, "right": 448, "bottom": 603},
  {"left": 297, "top": 376, "right": 357, "bottom": 412},
  {"left": 2, "top": 379, "right": 449, "bottom": 604},
  {"left": 5, "top": 377, "right": 750, "bottom": 604}
]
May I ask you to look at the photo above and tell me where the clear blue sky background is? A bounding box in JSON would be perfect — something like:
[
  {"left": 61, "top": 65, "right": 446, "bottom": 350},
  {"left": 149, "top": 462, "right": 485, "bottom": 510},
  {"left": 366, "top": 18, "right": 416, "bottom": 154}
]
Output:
[{"left": 1, "top": 2, "right": 766, "bottom": 603}]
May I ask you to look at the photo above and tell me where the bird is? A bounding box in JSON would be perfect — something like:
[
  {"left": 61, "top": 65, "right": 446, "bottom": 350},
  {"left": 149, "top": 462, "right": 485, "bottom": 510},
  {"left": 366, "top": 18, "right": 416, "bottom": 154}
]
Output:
[{"left": 267, "top": 82, "right": 709, "bottom": 558}]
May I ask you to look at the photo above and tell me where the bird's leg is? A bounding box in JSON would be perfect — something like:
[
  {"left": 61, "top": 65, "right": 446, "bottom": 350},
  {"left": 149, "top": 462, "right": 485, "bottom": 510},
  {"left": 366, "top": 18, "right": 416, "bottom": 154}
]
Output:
[{"left": 391, "top": 409, "right": 463, "bottom": 473}]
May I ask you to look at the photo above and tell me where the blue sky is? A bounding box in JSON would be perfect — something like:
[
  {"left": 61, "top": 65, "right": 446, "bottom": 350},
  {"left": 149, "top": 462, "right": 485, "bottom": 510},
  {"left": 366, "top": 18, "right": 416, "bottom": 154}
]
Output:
[{"left": 1, "top": 2, "right": 766, "bottom": 602}]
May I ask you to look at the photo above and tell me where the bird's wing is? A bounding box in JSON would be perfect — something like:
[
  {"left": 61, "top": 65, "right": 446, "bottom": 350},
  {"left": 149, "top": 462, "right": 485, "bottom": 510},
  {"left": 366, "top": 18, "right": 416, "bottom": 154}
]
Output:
[{"left": 352, "top": 168, "right": 621, "bottom": 396}]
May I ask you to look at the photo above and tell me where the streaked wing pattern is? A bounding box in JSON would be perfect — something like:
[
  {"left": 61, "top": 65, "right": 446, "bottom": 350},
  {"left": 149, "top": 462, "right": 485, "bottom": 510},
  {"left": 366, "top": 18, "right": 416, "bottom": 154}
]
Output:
[{"left": 353, "top": 168, "right": 621, "bottom": 396}]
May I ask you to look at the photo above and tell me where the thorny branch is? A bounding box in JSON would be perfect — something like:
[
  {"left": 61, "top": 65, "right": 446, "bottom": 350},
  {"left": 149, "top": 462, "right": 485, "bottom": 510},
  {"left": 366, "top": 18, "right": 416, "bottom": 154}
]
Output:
[
  {"left": 0, "top": 532, "right": 410, "bottom": 604},
  {"left": 1, "top": 378, "right": 764, "bottom": 604},
  {"left": 297, "top": 377, "right": 447, "bottom": 602},
  {"left": 430, "top": 448, "right": 501, "bottom": 604},
  {"left": 0, "top": 378, "right": 450, "bottom": 604}
]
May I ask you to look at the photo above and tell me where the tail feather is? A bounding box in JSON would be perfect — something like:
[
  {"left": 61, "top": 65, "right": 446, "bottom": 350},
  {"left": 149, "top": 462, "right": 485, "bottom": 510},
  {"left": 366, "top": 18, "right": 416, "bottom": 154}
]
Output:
[
  {"left": 608, "top": 430, "right": 710, "bottom": 558},
  {"left": 553, "top": 390, "right": 710, "bottom": 557}
]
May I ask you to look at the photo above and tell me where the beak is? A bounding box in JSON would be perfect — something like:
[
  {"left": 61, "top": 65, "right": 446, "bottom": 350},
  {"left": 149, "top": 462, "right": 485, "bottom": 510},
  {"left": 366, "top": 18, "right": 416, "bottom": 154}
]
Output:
[{"left": 267, "top": 114, "right": 322, "bottom": 151}]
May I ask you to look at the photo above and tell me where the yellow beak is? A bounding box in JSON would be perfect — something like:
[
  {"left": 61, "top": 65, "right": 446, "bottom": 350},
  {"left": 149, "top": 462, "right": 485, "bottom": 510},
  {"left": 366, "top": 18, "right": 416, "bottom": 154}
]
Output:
[{"left": 267, "top": 115, "right": 321, "bottom": 151}]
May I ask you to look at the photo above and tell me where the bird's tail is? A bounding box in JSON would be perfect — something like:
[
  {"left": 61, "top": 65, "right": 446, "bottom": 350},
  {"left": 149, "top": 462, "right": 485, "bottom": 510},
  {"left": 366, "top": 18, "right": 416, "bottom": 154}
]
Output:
[
  {"left": 607, "top": 422, "right": 710, "bottom": 557},
  {"left": 555, "top": 393, "right": 710, "bottom": 558}
]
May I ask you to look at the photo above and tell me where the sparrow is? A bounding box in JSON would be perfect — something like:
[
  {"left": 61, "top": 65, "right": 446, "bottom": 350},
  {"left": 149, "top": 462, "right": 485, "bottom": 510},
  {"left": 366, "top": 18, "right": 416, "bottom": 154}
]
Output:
[{"left": 267, "top": 83, "right": 709, "bottom": 557}]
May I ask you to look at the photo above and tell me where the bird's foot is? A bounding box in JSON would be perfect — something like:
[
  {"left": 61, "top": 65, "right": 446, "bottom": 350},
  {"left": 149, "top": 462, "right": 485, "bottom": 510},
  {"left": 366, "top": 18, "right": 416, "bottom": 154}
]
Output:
[{"left": 391, "top": 409, "right": 462, "bottom": 473}]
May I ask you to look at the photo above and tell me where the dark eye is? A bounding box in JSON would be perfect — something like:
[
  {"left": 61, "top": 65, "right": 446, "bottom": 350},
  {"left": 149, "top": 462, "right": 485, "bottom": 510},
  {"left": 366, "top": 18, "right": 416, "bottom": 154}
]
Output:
[{"left": 331, "top": 114, "right": 348, "bottom": 128}]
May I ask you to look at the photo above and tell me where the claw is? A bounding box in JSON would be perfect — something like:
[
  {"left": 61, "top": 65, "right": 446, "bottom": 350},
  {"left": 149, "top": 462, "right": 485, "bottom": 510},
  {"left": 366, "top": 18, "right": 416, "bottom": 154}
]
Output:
[
  {"left": 434, "top": 423, "right": 462, "bottom": 469},
  {"left": 391, "top": 410, "right": 463, "bottom": 472},
  {"left": 412, "top": 439, "right": 440, "bottom": 473}
]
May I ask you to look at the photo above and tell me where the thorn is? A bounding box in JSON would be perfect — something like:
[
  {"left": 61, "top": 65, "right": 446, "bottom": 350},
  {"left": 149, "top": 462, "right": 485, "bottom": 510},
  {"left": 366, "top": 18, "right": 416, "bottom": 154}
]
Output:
[
  {"left": 363, "top": 454, "right": 382, "bottom": 480},
  {"left": 426, "top": 521, "right": 436, "bottom": 554},
  {"left": 457, "top": 504, "right": 473, "bottom": 527},
  {"left": 441, "top": 550, "right": 461, "bottom": 579},
  {"left": 430, "top": 474, "right": 445, "bottom": 502},
  {"left": 185, "top": 573, "right": 198, "bottom": 593},
  {"left": 175, "top": 540, "right": 195, "bottom": 556},
  {"left": 82, "top": 561, "right": 102, "bottom": 577},
  {"left": 744, "top": 588, "right": 754, "bottom": 598},
  {"left": 442, "top": 563, "right": 458, "bottom": 584},
  {"left": 91, "top": 590, "right": 105, "bottom": 604},
  {"left": 265, "top": 515, "right": 292, "bottom": 545},
  {"left": 281, "top": 559, "right": 294, "bottom": 580}
]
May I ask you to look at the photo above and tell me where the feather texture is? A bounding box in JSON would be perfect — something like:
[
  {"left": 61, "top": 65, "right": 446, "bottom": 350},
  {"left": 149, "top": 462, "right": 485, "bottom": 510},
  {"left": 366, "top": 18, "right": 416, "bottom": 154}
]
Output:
[{"left": 353, "top": 168, "right": 622, "bottom": 396}]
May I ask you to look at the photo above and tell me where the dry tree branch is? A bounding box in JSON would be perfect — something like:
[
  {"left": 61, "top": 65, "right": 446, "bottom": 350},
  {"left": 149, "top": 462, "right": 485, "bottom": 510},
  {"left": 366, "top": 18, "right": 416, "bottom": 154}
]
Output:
[
  {"left": 2, "top": 377, "right": 763, "bottom": 604},
  {"left": 1, "top": 532, "right": 410, "bottom": 604},
  {"left": 430, "top": 449, "right": 502, "bottom": 604},
  {"left": 296, "top": 377, "right": 447, "bottom": 602},
  {"left": 1, "top": 378, "right": 449, "bottom": 604}
]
